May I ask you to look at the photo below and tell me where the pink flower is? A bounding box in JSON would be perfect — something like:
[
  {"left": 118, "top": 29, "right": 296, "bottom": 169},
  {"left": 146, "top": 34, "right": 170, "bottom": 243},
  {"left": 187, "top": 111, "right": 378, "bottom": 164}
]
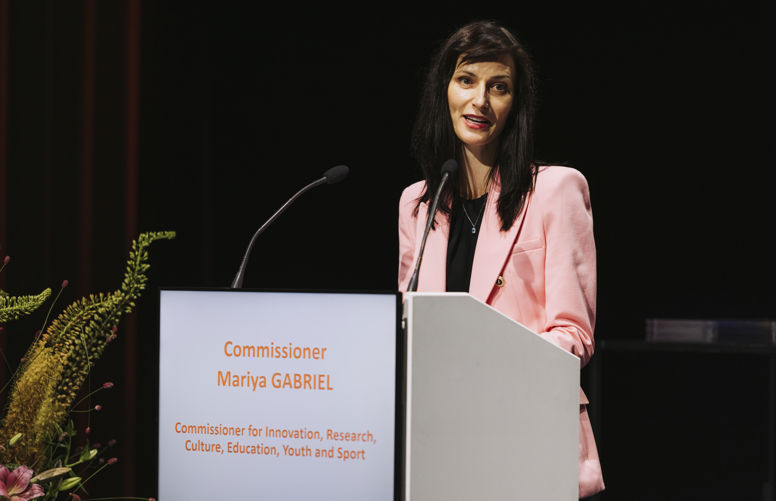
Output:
[{"left": 0, "top": 465, "right": 45, "bottom": 500}]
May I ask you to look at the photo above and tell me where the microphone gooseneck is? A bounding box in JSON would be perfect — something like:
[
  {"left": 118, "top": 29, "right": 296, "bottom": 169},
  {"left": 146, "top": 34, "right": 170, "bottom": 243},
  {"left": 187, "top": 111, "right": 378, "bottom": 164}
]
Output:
[
  {"left": 407, "top": 158, "right": 459, "bottom": 292},
  {"left": 230, "top": 165, "right": 350, "bottom": 289}
]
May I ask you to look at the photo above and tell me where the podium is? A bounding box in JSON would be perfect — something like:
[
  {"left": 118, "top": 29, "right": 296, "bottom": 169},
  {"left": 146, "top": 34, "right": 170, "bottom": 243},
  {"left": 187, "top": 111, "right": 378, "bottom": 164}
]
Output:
[
  {"left": 403, "top": 292, "right": 579, "bottom": 501},
  {"left": 157, "top": 289, "right": 580, "bottom": 500}
]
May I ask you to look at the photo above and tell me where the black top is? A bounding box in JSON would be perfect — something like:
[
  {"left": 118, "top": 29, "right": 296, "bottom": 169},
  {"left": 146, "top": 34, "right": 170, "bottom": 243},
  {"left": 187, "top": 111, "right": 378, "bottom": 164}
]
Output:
[{"left": 446, "top": 193, "right": 488, "bottom": 292}]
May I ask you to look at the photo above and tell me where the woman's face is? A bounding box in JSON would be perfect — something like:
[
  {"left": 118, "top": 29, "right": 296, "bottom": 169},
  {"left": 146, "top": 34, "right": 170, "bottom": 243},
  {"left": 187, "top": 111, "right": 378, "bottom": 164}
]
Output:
[{"left": 447, "top": 55, "right": 515, "bottom": 158}]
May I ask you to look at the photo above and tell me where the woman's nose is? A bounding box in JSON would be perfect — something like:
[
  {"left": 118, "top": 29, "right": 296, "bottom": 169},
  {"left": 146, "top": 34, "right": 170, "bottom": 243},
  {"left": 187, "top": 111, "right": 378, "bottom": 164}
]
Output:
[{"left": 472, "top": 84, "right": 489, "bottom": 111}]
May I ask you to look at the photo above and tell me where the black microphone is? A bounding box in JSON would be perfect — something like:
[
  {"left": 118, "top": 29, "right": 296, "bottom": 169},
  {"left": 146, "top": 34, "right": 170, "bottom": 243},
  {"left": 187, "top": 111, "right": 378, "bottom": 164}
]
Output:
[
  {"left": 407, "top": 158, "right": 458, "bottom": 292},
  {"left": 230, "top": 165, "right": 350, "bottom": 288},
  {"left": 323, "top": 164, "right": 349, "bottom": 184}
]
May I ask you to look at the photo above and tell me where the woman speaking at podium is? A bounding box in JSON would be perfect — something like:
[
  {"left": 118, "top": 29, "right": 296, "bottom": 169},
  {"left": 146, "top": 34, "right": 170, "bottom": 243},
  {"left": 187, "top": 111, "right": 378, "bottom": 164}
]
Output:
[{"left": 397, "top": 20, "right": 604, "bottom": 498}]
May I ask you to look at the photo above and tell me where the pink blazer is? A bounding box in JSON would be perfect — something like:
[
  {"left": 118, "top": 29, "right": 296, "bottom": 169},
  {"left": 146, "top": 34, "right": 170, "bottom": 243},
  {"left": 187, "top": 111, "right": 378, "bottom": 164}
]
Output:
[{"left": 398, "top": 165, "right": 605, "bottom": 498}]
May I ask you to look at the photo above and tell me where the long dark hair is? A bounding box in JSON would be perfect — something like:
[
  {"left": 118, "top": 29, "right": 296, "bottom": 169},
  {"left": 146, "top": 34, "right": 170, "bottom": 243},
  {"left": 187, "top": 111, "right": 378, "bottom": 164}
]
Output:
[{"left": 410, "top": 20, "right": 538, "bottom": 231}]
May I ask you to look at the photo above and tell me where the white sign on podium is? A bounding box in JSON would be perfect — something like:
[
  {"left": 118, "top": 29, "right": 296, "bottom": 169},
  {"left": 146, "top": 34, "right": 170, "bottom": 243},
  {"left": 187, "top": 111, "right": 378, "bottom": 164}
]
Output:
[{"left": 158, "top": 289, "right": 401, "bottom": 500}]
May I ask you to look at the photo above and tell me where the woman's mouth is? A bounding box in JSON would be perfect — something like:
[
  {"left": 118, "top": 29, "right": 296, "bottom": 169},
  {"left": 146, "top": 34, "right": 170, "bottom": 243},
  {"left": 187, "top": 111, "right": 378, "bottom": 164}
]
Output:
[{"left": 464, "top": 115, "right": 492, "bottom": 130}]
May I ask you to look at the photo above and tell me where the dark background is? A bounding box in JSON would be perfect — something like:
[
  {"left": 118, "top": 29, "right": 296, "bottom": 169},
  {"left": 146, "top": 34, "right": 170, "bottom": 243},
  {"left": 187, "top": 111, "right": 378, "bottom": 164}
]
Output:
[{"left": 0, "top": 1, "right": 771, "bottom": 499}]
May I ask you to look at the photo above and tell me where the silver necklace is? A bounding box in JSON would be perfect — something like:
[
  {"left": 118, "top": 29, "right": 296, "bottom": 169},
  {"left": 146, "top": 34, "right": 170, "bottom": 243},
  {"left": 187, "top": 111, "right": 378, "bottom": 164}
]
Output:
[{"left": 461, "top": 198, "right": 486, "bottom": 234}]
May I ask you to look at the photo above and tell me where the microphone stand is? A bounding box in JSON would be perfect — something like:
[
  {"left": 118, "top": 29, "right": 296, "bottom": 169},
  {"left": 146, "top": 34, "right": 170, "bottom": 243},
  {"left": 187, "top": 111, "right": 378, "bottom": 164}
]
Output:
[
  {"left": 407, "top": 170, "right": 453, "bottom": 292},
  {"left": 230, "top": 177, "right": 327, "bottom": 289}
]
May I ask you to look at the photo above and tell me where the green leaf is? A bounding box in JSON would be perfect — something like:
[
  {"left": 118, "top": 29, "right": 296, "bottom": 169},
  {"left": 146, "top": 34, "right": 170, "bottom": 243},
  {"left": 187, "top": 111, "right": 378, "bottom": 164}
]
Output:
[{"left": 9, "top": 432, "right": 22, "bottom": 446}]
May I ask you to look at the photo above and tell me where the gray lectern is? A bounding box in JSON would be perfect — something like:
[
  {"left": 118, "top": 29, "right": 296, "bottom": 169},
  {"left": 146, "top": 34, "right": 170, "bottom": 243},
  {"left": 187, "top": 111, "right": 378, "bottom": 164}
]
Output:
[{"left": 403, "top": 292, "right": 579, "bottom": 501}]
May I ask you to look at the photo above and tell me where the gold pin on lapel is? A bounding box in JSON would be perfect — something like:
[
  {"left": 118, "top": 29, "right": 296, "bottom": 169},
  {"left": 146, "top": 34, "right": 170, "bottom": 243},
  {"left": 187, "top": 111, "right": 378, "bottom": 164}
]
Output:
[{"left": 496, "top": 275, "right": 505, "bottom": 287}]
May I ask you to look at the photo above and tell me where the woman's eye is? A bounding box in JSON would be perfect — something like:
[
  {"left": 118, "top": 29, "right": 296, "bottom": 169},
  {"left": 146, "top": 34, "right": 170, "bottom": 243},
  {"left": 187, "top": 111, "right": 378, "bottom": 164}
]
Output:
[
  {"left": 458, "top": 76, "right": 473, "bottom": 85},
  {"left": 491, "top": 83, "right": 509, "bottom": 94}
]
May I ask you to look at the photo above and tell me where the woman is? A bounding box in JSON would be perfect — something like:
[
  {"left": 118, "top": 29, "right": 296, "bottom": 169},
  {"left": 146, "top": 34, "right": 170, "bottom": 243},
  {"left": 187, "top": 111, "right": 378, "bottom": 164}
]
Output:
[{"left": 397, "top": 20, "right": 605, "bottom": 498}]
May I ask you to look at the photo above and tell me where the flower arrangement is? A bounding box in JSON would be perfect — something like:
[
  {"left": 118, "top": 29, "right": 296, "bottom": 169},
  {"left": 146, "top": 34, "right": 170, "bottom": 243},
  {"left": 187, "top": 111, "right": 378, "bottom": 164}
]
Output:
[{"left": 0, "top": 231, "right": 175, "bottom": 500}]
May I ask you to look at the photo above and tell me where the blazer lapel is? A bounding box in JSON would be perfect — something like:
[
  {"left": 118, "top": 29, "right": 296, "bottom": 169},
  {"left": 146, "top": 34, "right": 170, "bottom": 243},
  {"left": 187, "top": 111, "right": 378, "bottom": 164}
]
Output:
[{"left": 469, "top": 178, "right": 529, "bottom": 302}]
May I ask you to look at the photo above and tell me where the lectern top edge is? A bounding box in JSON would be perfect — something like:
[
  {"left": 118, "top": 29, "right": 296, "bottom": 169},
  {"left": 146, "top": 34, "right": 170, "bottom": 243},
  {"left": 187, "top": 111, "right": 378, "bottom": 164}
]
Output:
[
  {"left": 158, "top": 286, "right": 402, "bottom": 296},
  {"left": 404, "top": 292, "right": 581, "bottom": 363}
]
